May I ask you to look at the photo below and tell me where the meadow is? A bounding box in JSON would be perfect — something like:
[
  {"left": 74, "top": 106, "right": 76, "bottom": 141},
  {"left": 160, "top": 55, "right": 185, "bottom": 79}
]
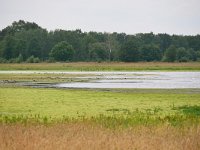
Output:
[
  {"left": 1, "top": 66, "right": 200, "bottom": 149},
  {"left": 1, "top": 88, "right": 200, "bottom": 121},
  {"left": 0, "top": 62, "right": 200, "bottom": 71},
  {"left": 1, "top": 87, "right": 200, "bottom": 149}
]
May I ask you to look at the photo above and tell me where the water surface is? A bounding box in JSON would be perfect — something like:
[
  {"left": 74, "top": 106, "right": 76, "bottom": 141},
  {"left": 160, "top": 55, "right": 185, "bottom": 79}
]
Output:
[
  {"left": 1, "top": 71, "right": 199, "bottom": 89},
  {"left": 55, "top": 72, "right": 200, "bottom": 89}
]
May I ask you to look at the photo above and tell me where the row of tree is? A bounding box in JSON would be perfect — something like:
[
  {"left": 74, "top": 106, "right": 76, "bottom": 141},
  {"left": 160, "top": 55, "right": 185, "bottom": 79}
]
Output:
[{"left": 0, "top": 20, "right": 200, "bottom": 63}]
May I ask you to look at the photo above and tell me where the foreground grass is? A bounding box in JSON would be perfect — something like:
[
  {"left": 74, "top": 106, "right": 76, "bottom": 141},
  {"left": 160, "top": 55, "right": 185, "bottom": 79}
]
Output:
[
  {"left": 0, "top": 62, "right": 200, "bottom": 71},
  {"left": 1, "top": 123, "right": 200, "bottom": 150},
  {"left": 1, "top": 87, "right": 200, "bottom": 149}
]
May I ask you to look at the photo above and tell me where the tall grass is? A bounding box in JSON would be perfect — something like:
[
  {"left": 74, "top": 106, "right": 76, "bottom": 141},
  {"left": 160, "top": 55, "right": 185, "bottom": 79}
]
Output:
[
  {"left": 1, "top": 107, "right": 200, "bottom": 149},
  {"left": 1, "top": 122, "right": 200, "bottom": 150}
]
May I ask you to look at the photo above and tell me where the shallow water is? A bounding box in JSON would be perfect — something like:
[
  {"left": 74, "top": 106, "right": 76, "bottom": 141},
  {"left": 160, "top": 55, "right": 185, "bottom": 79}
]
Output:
[
  {"left": 55, "top": 72, "right": 200, "bottom": 89},
  {"left": 1, "top": 71, "right": 200, "bottom": 89}
]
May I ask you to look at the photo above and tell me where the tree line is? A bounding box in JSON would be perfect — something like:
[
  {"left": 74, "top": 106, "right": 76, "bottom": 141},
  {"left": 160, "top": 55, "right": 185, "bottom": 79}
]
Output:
[{"left": 0, "top": 20, "right": 200, "bottom": 63}]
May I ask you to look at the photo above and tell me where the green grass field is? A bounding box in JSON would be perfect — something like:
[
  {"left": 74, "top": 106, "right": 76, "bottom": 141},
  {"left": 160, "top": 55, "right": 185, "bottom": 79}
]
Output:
[
  {"left": 1, "top": 87, "right": 200, "bottom": 127},
  {"left": 0, "top": 62, "right": 200, "bottom": 71}
]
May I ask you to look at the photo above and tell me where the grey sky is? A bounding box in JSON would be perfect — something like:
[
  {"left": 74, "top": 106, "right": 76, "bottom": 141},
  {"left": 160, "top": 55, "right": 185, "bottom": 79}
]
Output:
[{"left": 0, "top": 0, "right": 200, "bottom": 35}]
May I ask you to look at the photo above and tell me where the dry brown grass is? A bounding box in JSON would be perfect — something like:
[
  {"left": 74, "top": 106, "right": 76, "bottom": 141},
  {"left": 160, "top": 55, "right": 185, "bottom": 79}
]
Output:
[
  {"left": 0, "top": 62, "right": 200, "bottom": 70},
  {"left": 0, "top": 123, "right": 200, "bottom": 150}
]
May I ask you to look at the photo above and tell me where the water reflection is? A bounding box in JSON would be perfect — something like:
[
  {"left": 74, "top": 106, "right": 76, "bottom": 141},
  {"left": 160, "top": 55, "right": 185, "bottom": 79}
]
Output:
[{"left": 56, "top": 72, "right": 200, "bottom": 89}]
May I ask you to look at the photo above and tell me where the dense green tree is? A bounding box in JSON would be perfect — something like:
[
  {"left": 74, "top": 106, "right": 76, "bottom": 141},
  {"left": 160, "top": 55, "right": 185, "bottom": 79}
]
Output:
[
  {"left": 105, "top": 33, "right": 121, "bottom": 61},
  {"left": 16, "top": 54, "right": 23, "bottom": 63},
  {"left": 0, "top": 20, "right": 200, "bottom": 62},
  {"left": 176, "top": 47, "right": 189, "bottom": 62},
  {"left": 14, "top": 39, "right": 26, "bottom": 58},
  {"left": 140, "top": 44, "right": 162, "bottom": 61},
  {"left": 0, "top": 40, "right": 5, "bottom": 57},
  {"left": 0, "top": 20, "right": 41, "bottom": 40},
  {"left": 187, "top": 35, "right": 200, "bottom": 51},
  {"left": 163, "top": 45, "right": 177, "bottom": 62},
  {"left": 120, "top": 39, "right": 140, "bottom": 62},
  {"left": 2, "top": 36, "right": 16, "bottom": 59},
  {"left": 157, "top": 33, "right": 172, "bottom": 53},
  {"left": 171, "top": 35, "right": 189, "bottom": 49},
  {"left": 136, "top": 32, "right": 155, "bottom": 45},
  {"left": 50, "top": 41, "right": 74, "bottom": 61},
  {"left": 89, "top": 42, "right": 108, "bottom": 61},
  {"left": 115, "top": 33, "right": 126, "bottom": 44},
  {"left": 188, "top": 48, "right": 197, "bottom": 61},
  {"left": 196, "top": 51, "right": 200, "bottom": 61}
]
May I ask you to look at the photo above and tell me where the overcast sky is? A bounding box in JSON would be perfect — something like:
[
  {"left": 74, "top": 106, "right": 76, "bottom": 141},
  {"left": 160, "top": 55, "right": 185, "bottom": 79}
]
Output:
[{"left": 0, "top": 0, "right": 200, "bottom": 35}]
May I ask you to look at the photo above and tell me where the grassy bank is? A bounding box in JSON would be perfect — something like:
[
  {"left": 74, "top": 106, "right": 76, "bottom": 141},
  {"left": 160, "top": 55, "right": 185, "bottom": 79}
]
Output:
[{"left": 0, "top": 62, "right": 200, "bottom": 71}]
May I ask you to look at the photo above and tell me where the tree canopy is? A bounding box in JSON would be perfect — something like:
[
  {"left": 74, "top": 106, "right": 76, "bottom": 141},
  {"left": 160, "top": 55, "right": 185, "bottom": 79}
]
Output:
[
  {"left": 0, "top": 20, "right": 200, "bottom": 63},
  {"left": 50, "top": 41, "right": 74, "bottom": 61}
]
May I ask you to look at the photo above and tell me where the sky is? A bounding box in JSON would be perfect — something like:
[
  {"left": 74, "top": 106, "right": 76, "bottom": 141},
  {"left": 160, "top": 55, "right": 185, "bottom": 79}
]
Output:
[{"left": 0, "top": 0, "right": 200, "bottom": 35}]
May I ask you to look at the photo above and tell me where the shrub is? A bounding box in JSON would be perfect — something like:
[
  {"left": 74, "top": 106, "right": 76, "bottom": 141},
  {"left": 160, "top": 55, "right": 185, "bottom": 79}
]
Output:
[
  {"left": 26, "top": 55, "right": 34, "bottom": 63},
  {"left": 178, "top": 57, "right": 189, "bottom": 62},
  {"left": 163, "top": 45, "right": 177, "bottom": 62},
  {"left": 50, "top": 41, "right": 74, "bottom": 61},
  {"left": 0, "top": 58, "right": 7, "bottom": 63},
  {"left": 33, "top": 57, "right": 40, "bottom": 63},
  {"left": 15, "top": 54, "right": 23, "bottom": 63},
  {"left": 46, "top": 57, "right": 55, "bottom": 63},
  {"left": 8, "top": 58, "right": 17, "bottom": 63}
]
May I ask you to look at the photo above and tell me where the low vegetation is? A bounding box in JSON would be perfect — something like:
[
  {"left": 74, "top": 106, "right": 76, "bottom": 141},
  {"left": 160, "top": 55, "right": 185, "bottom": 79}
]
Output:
[
  {"left": 1, "top": 87, "right": 200, "bottom": 149},
  {"left": 0, "top": 72, "right": 92, "bottom": 84},
  {"left": 0, "top": 62, "right": 200, "bottom": 71},
  {"left": 1, "top": 87, "right": 200, "bottom": 122}
]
